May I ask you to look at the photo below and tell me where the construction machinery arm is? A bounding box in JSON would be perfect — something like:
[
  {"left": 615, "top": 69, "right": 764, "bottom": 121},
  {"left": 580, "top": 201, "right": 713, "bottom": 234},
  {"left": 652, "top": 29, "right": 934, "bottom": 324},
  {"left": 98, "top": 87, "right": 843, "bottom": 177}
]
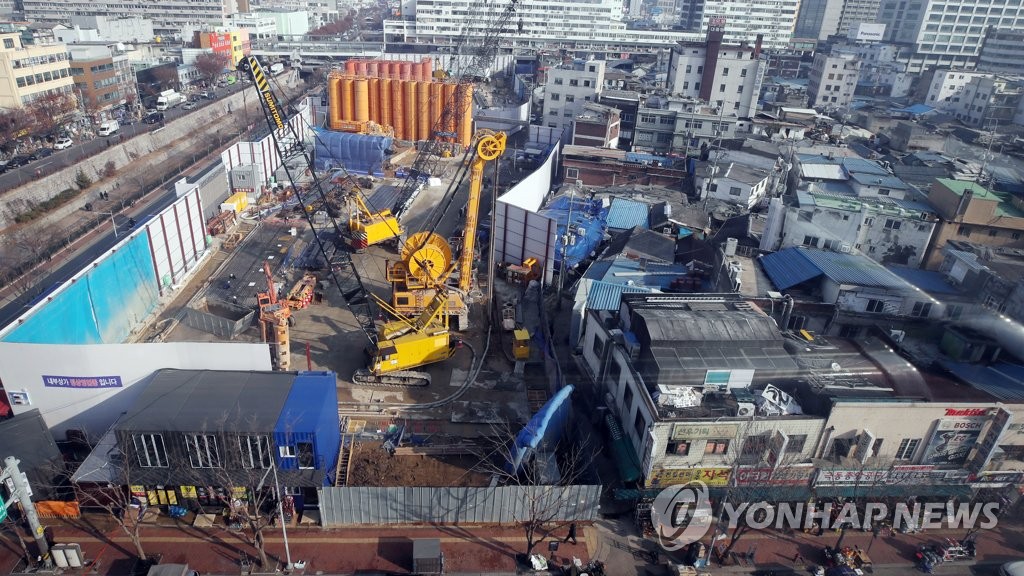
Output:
[
  {"left": 458, "top": 131, "right": 505, "bottom": 293},
  {"left": 390, "top": 0, "right": 520, "bottom": 221},
  {"left": 237, "top": 56, "right": 379, "bottom": 346}
]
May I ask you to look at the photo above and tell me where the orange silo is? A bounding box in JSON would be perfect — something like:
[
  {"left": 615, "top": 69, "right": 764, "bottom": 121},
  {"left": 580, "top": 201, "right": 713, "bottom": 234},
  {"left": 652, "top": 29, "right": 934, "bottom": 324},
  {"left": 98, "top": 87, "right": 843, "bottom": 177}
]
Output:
[
  {"left": 345, "top": 60, "right": 357, "bottom": 75},
  {"left": 368, "top": 78, "right": 380, "bottom": 124},
  {"left": 354, "top": 78, "right": 370, "bottom": 123},
  {"left": 443, "top": 83, "right": 457, "bottom": 141},
  {"left": 429, "top": 82, "right": 444, "bottom": 139},
  {"left": 421, "top": 58, "right": 432, "bottom": 81},
  {"left": 380, "top": 78, "right": 393, "bottom": 128},
  {"left": 357, "top": 60, "right": 368, "bottom": 76},
  {"left": 400, "top": 61, "right": 412, "bottom": 81},
  {"left": 391, "top": 78, "right": 405, "bottom": 140},
  {"left": 456, "top": 84, "right": 473, "bottom": 147},
  {"left": 341, "top": 77, "right": 355, "bottom": 121},
  {"left": 328, "top": 75, "right": 344, "bottom": 130},
  {"left": 368, "top": 60, "right": 379, "bottom": 78},
  {"left": 417, "top": 81, "right": 430, "bottom": 142},
  {"left": 404, "top": 81, "right": 418, "bottom": 141}
]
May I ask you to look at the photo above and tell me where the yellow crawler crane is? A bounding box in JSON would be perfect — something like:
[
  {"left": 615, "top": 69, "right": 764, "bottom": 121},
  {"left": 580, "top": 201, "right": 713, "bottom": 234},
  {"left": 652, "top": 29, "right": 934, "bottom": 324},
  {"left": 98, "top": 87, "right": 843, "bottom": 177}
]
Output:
[{"left": 386, "top": 131, "right": 506, "bottom": 329}]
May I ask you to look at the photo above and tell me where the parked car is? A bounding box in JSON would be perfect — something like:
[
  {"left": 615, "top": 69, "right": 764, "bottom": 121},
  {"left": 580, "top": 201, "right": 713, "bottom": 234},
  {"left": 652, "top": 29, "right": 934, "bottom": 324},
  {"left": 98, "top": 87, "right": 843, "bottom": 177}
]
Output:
[
  {"left": 29, "top": 148, "right": 54, "bottom": 161},
  {"left": 201, "top": 90, "right": 215, "bottom": 99},
  {"left": 182, "top": 101, "right": 198, "bottom": 111},
  {"left": 7, "top": 154, "right": 32, "bottom": 167},
  {"left": 144, "top": 112, "right": 165, "bottom": 125},
  {"left": 54, "top": 137, "right": 74, "bottom": 150}
]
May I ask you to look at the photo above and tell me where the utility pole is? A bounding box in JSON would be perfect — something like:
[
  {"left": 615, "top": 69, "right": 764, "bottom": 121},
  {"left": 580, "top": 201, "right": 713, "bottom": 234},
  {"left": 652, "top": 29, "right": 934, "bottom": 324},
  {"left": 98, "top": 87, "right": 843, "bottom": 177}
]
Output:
[{"left": 2, "top": 456, "right": 51, "bottom": 569}]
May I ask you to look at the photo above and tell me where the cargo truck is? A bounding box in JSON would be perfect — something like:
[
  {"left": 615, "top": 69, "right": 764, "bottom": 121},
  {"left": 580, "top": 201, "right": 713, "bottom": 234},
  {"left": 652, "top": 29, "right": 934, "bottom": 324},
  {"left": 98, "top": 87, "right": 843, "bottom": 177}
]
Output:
[{"left": 156, "top": 90, "right": 185, "bottom": 111}]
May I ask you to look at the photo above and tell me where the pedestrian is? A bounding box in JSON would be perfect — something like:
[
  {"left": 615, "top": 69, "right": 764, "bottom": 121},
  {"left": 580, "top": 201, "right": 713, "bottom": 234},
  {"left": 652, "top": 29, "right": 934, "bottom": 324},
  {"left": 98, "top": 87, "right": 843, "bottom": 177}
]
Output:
[
  {"left": 794, "top": 552, "right": 803, "bottom": 564},
  {"left": 564, "top": 522, "right": 577, "bottom": 545}
]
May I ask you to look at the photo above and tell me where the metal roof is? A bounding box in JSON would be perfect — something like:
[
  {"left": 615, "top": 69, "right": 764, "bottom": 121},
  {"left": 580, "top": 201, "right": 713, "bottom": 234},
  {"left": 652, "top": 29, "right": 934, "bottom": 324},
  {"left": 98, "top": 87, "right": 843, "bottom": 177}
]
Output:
[
  {"left": 584, "top": 255, "right": 690, "bottom": 289},
  {"left": 847, "top": 172, "right": 908, "bottom": 189},
  {"left": 606, "top": 197, "right": 650, "bottom": 230},
  {"left": 941, "top": 361, "right": 1024, "bottom": 402},
  {"left": 579, "top": 279, "right": 652, "bottom": 310},
  {"left": 799, "top": 162, "right": 846, "bottom": 180},
  {"left": 760, "top": 247, "right": 912, "bottom": 291},
  {"left": 117, "top": 369, "right": 295, "bottom": 433},
  {"left": 887, "top": 266, "right": 962, "bottom": 295},
  {"left": 635, "top": 307, "right": 782, "bottom": 343}
]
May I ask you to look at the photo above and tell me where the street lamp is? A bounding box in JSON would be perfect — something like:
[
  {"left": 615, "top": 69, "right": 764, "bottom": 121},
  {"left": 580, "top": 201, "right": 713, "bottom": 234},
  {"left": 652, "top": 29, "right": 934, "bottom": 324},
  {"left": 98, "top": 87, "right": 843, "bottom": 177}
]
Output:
[
  {"left": 257, "top": 461, "right": 293, "bottom": 571},
  {"left": 96, "top": 211, "right": 119, "bottom": 238}
]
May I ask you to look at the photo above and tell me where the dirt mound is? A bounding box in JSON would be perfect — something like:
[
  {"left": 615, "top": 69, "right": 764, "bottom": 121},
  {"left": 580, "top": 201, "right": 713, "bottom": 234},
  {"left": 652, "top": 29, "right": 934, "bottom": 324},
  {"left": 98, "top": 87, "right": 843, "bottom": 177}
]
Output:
[{"left": 347, "top": 442, "right": 491, "bottom": 487}]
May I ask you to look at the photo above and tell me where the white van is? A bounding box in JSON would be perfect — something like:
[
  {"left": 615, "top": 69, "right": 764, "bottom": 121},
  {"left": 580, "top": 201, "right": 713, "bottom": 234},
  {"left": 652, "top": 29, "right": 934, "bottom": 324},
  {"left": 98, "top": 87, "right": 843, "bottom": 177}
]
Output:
[{"left": 98, "top": 120, "right": 120, "bottom": 137}]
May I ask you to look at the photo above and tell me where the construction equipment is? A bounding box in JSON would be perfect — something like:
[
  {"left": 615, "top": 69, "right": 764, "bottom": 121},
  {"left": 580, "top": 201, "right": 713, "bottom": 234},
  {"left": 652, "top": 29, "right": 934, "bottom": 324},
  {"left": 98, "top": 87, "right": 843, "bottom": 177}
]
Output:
[
  {"left": 345, "top": 188, "right": 404, "bottom": 251},
  {"left": 286, "top": 272, "right": 318, "bottom": 310},
  {"left": 386, "top": 131, "right": 506, "bottom": 328},
  {"left": 512, "top": 328, "right": 530, "bottom": 360},
  {"left": 257, "top": 262, "right": 291, "bottom": 370},
  {"left": 504, "top": 257, "right": 541, "bottom": 286}
]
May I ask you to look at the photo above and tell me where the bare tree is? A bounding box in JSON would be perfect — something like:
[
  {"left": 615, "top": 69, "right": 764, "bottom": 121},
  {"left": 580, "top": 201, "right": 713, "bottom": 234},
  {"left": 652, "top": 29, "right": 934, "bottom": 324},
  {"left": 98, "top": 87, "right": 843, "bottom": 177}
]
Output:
[
  {"left": 27, "top": 92, "right": 76, "bottom": 135},
  {"left": 470, "top": 419, "right": 595, "bottom": 557},
  {"left": 194, "top": 52, "right": 231, "bottom": 86},
  {"left": 0, "top": 516, "right": 32, "bottom": 567},
  {"left": 0, "top": 227, "right": 49, "bottom": 296},
  {"left": 0, "top": 108, "right": 37, "bottom": 152},
  {"left": 151, "top": 66, "right": 180, "bottom": 93}
]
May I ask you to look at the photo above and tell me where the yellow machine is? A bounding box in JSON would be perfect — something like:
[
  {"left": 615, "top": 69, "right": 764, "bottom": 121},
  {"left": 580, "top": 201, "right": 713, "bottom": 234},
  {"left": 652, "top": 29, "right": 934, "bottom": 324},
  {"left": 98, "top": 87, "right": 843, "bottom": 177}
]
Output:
[
  {"left": 347, "top": 191, "right": 404, "bottom": 251},
  {"left": 505, "top": 257, "right": 541, "bottom": 285},
  {"left": 513, "top": 328, "right": 530, "bottom": 360},
  {"left": 386, "top": 131, "right": 506, "bottom": 329}
]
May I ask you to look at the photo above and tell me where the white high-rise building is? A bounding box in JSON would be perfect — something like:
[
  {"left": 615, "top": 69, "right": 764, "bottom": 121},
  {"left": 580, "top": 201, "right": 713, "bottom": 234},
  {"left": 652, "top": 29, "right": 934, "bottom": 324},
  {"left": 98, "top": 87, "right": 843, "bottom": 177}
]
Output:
[
  {"left": 836, "top": 0, "right": 882, "bottom": 37},
  {"left": 23, "top": 0, "right": 239, "bottom": 40},
  {"left": 807, "top": 52, "right": 862, "bottom": 110},
  {"left": 384, "top": 0, "right": 699, "bottom": 50},
  {"left": 697, "top": 0, "right": 802, "bottom": 50},
  {"left": 665, "top": 23, "right": 766, "bottom": 118},
  {"left": 877, "top": 0, "right": 1024, "bottom": 73}
]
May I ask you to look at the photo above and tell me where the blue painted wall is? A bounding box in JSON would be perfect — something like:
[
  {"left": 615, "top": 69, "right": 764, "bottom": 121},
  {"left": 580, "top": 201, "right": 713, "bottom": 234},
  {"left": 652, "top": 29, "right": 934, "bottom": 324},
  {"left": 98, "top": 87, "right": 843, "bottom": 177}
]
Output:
[
  {"left": 274, "top": 371, "right": 340, "bottom": 482},
  {"left": 2, "top": 234, "right": 160, "bottom": 344}
]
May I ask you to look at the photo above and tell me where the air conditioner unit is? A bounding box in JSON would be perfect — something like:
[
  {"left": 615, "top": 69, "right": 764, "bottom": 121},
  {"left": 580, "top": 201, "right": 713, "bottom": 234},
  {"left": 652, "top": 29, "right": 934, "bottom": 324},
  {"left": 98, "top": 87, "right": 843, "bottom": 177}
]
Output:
[
  {"left": 736, "top": 402, "right": 756, "bottom": 417},
  {"left": 840, "top": 243, "right": 852, "bottom": 253}
]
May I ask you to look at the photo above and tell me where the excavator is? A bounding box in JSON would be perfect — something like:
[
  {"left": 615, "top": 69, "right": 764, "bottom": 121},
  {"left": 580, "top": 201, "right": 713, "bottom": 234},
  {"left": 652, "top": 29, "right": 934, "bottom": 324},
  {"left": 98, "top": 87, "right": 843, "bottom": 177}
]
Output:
[{"left": 386, "top": 130, "right": 506, "bottom": 329}]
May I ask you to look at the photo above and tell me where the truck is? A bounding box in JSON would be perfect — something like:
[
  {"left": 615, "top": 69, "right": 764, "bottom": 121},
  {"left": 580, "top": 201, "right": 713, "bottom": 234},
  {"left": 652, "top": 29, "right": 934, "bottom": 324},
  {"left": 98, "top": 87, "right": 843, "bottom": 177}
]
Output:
[
  {"left": 97, "top": 119, "right": 120, "bottom": 137},
  {"left": 270, "top": 62, "right": 285, "bottom": 75},
  {"left": 156, "top": 90, "right": 184, "bottom": 111}
]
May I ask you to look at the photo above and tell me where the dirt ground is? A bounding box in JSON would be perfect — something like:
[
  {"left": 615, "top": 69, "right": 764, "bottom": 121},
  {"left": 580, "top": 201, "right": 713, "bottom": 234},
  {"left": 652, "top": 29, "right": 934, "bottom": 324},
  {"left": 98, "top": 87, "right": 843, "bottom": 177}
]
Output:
[{"left": 347, "top": 441, "right": 492, "bottom": 487}]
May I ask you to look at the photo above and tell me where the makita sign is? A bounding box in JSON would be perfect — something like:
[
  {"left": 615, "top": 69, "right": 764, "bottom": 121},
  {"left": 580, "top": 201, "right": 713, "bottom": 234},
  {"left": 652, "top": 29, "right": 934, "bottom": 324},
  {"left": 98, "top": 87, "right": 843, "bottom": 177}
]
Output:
[{"left": 945, "top": 408, "right": 989, "bottom": 417}]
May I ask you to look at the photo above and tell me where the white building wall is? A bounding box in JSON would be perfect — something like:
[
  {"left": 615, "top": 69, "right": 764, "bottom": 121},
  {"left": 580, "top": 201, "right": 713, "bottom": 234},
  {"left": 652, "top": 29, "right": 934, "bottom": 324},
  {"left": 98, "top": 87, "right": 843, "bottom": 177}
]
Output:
[
  {"left": 542, "top": 62, "right": 606, "bottom": 135},
  {"left": 925, "top": 70, "right": 990, "bottom": 113},
  {"left": 698, "top": 0, "right": 802, "bottom": 50},
  {"left": 267, "top": 11, "right": 311, "bottom": 36},
  {"left": 666, "top": 46, "right": 764, "bottom": 117},
  {"left": 807, "top": 53, "right": 861, "bottom": 110}
]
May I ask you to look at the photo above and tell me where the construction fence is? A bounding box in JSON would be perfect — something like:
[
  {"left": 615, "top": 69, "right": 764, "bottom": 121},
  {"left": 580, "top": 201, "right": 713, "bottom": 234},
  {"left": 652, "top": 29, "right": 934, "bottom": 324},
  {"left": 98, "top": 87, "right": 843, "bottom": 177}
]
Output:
[{"left": 318, "top": 484, "right": 601, "bottom": 526}]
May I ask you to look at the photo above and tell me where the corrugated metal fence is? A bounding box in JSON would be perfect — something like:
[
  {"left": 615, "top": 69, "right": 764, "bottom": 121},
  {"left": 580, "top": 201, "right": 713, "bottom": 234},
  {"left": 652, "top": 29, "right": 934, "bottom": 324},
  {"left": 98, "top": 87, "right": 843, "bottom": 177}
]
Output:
[{"left": 318, "top": 485, "right": 601, "bottom": 526}]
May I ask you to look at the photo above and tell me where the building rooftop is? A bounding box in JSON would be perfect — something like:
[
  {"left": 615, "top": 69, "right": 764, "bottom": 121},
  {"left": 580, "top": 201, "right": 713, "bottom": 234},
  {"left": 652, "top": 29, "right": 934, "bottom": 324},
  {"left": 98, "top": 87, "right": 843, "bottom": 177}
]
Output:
[
  {"left": 847, "top": 171, "right": 908, "bottom": 189},
  {"left": 576, "top": 279, "right": 654, "bottom": 311},
  {"left": 634, "top": 304, "right": 781, "bottom": 343},
  {"left": 603, "top": 226, "right": 677, "bottom": 263},
  {"left": 583, "top": 255, "right": 691, "bottom": 290},
  {"left": 607, "top": 197, "right": 651, "bottom": 229},
  {"left": 722, "top": 162, "right": 771, "bottom": 185},
  {"left": 117, "top": 369, "right": 296, "bottom": 432},
  {"left": 935, "top": 178, "right": 1024, "bottom": 218},
  {"left": 760, "top": 247, "right": 913, "bottom": 291},
  {"left": 887, "top": 265, "right": 963, "bottom": 296}
]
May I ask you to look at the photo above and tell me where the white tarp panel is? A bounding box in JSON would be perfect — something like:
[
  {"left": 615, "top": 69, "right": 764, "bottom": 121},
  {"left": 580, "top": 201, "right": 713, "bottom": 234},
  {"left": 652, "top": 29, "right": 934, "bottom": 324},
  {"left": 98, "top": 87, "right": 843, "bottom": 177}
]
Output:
[
  {"left": 0, "top": 342, "right": 272, "bottom": 438},
  {"left": 145, "top": 187, "right": 206, "bottom": 292}
]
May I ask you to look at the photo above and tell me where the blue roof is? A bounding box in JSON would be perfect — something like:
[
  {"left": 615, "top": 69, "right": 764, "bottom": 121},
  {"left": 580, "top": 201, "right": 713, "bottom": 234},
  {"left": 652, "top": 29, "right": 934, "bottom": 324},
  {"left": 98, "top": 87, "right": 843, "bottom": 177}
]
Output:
[
  {"left": 606, "top": 197, "right": 650, "bottom": 230},
  {"left": 941, "top": 361, "right": 1024, "bottom": 402},
  {"left": 848, "top": 171, "right": 908, "bottom": 189},
  {"left": 583, "top": 255, "right": 690, "bottom": 290},
  {"left": 887, "top": 266, "right": 961, "bottom": 295},
  {"left": 582, "top": 279, "right": 652, "bottom": 310},
  {"left": 841, "top": 157, "right": 890, "bottom": 176},
  {"left": 760, "top": 247, "right": 911, "bottom": 291},
  {"left": 900, "top": 104, "right": 935, "bottom": 115}
]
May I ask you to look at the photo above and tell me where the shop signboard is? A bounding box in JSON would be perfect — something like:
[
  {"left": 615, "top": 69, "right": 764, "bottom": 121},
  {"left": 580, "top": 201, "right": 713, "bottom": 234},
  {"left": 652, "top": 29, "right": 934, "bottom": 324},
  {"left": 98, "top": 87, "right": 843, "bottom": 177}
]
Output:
[
  {"left": 648, "top": 467, "right": 731, "bottom": 487},
  {"left": 735, "top": 466, "right": 814, "bottom": 486},
  {"left": 922, "top": 418, "right": 986, "bottom": 467},
  {"left": 965, "top": 408, "right": 1011, "bottom": 474},
  {"left": 815, "top": 466, "right": 971, "bottom": 486},
  {"left": 670, "top": 422, "right": 739, "bottom": 441}
]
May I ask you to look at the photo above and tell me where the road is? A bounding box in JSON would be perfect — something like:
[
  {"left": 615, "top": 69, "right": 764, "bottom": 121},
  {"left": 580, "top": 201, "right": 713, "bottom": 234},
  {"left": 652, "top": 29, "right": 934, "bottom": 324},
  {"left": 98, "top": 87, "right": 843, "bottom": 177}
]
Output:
[{"left": 0, "top": 80, "right": 250, "bottom": 193}]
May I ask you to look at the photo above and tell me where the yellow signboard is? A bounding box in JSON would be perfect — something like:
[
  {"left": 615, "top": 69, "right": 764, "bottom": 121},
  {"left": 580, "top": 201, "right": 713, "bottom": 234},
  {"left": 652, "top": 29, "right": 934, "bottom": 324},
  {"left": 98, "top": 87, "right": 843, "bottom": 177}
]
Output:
[
  {"left": 670, "top": 423, "right": 739, "bottom": 441},
  {"left": 648, "top": 467, "right": 732, "bottom": 487},
  {"left": 179, "top": 485, "right": 198, "bottom": 498}
]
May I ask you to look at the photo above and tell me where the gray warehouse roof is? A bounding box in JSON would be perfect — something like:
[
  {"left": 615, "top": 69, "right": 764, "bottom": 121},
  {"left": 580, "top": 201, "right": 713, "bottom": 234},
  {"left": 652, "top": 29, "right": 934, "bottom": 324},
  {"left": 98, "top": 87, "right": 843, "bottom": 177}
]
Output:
[
  {"left": 634, "top": 307, "right": 781, "bottom": 344},
  {"left": 117, "top": 369, "right": 294, "bottom": 433}
]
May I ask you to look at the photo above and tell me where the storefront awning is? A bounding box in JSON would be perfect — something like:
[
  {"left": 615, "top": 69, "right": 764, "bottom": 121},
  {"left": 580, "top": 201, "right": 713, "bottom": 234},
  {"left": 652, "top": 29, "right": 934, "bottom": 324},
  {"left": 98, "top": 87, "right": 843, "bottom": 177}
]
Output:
[
  {"left": 605, "top": 414, "right": 642, "bottom": 484},
  {"left": 710, "top": 486, "right": 813, "bottom": 502}
]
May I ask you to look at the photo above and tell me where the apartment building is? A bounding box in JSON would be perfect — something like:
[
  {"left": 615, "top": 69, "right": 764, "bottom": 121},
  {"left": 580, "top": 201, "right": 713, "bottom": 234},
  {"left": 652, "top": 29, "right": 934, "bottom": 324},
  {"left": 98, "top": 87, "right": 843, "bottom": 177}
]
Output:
[
  {"left": 228, "top": 13, "right": 278, "bottom": 40},
  {"left": 0, "top": 31, "right": 75, "bottom": 109},
  {"left": 807, "top": 52, "right": 861, "bottom": 110},
  {"left": 877, "top": 0, "right": 1024, "bottom": 73},
  {"left": 69, "top": 15, "right": 156, "bottom": 43},
  {"left": 697, "top": 2, "right": 802, "bottom": 50},
  {"left": 836, "top": 0, "right": 882, "bottom": 37},
  {"left": 632, "top": 99, "right": 739, "bottom": 155},
  {"left": 68, "top": 44, "right": 137, "bottom": 120},
  {"left": 924, "top": 69, "right": 991, "bottom": 113},
  {"left": 665, "top": 20, "right": 766, "bottom": 118},
  {"left": 23, "top": 0, "right": 239, "bottom": 41},
  {"left": 923, "top": 178, "right": 1024, "bottom": 268},
  {"left": 542, "top": 60, "right": 606, "bottom": 134},
  {"left": 952, "top": 74, "right": 1024, "bottom": 128},
  {"left": 977, "top": 28, "right": 1024, "bottom": 74}
]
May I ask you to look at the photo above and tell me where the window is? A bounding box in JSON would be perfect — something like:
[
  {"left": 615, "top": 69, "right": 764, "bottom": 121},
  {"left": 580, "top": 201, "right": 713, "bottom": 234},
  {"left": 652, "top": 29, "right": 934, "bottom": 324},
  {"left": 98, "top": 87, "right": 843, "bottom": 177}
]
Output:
[
  {"left": 186, "top": 434, "right": 221, "bottom": 468},
  {"left": 786, "top": 435, "right": 807, "bottom": 453},
  {"left": 239, "top": 435, "right": 272, "bottom": 469},
  {"left": 3, "top": 39, "right": 13, "bottom": 49},
  {"left": 729, "top": 186, "right": 741, "bottom": 196},
  {"left": 583, "top": 80, "right": 592, "bottom": 87},
  {"left": 884, "top": 218, "right": 901, "bottom": 230},
  {"left": 741, "top": 435, "right": 768, "bottom": 456},
  {"left": 279, "top": 445, "right": 296, "bottom": 458},
  {"left": 591, "top": 334, "right": 604, "bottom": 358},
  {"left": 957, "top": 225, "right": 971, "bottom": 237},
  {"left": 633, "top": 411, "right": 646, "bottom": 438},
  {"left": 740, "top": 69, "right": 747, "bottom": 77},
  {"left": 895, "top": 438, "right": 921, "bottom": 460},
  {"left": 549, "top": 93, "right": 560, "bottom": 101},
  {"left": 737, "top": 85, "right": 744, "bottom": 94},
  {"left": 696, "top": 66, "right": 703, "bottom": 74},
  {"left": 705, "top": 439, "right": 730, "bottom": 455},
  {"left": 666, "top": 441, "right": 691, "bottom": 456},
  {"left": 569, "top": 79, "right": 578, "bottom": 87},
  {"left": 565, "top": 167, "right": 579, "bottom": 179},
  {"left": 134, "top": 434, "right": 168, "bottom": 468},
  {"left": 297, "top": 441, "right": 315, "bottom": 469},
  {"left": 839, "top": 325, "right": 861, "bottom": 338},
  {"left": 554, "top": 78, "right": 563, "bottom": 85},
  {"left": 802, "top": 235, "right": 819, "bottom": 247},
  {"left": 722, "top": 67, "right": 729, "bottom": 76},
  {"left": 878, "top": 188, "right": 891, "bottom": 196},
  {"left": 945, "top": 304, "right": 963, "bottom": 320},
  {"left": 988, "top": 229, "right": 998, "bottom": 237},
  {"left": 685, "top": 64, "right": 692, "bottom": 73},
  {"left": 911, "top": 302, "right": 933, "bottom": 317},
  {"left": 866, "top": 299, "right": 885, "bottom": 313},
  {"left": 565, "top": 95, "right": 575, "bottom": 103},
  {"left": 682, "top": 81, "right": 689, "bottom": 90},
  {"left": 623, "top": 383, "right": 634, "bottom": 413},
  {"left": 822, "top": 239, "right": 838, "bottom": 251},
  {"left": 719, "top": 84, "right": 726, "bottom": 93}
]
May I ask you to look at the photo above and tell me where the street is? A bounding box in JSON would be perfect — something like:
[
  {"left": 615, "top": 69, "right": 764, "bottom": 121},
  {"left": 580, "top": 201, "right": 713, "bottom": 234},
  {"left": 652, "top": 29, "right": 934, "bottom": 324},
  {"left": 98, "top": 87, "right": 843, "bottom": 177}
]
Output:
[{"left": 0, "top": 80, "right": 250, "bottom": 193}]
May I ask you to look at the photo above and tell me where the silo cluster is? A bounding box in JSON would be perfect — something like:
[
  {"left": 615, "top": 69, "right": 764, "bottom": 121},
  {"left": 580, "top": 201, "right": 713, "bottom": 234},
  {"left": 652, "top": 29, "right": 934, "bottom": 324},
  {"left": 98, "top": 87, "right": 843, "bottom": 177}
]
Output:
[{"left": 326, "top": 57, "right": 473, "bottom": 147}]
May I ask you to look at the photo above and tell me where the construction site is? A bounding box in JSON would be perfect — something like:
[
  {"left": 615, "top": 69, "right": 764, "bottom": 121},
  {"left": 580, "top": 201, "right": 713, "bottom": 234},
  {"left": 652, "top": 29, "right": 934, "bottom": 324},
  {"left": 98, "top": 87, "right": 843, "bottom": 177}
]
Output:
[{"left": 137, "top": 44, "right": 564, "bottom": 491}]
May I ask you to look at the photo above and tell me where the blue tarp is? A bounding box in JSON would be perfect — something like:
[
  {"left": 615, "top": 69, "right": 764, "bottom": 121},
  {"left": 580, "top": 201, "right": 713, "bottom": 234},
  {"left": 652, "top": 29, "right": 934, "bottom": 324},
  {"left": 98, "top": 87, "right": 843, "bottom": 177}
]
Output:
[
  {"left": 312, "top": 129, "right": 392, "bottom": 175},
  {"left": 506, "top": 385, "right": 574, "bottom": 474},
  {"left": 538, "top": 196, "right": 608, "bottom": 271}
]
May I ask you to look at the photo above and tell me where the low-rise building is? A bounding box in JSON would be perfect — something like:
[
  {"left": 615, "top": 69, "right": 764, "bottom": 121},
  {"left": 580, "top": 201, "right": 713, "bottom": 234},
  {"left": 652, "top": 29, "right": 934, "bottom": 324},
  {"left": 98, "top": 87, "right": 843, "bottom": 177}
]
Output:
[
  {"left": 571, "top": 103, "right": 621, "bottom": 149},
  {"left": 923, "top": 178, "right": 1024, "bottom": 268},
  {"left": 68, "top": 44, "right": 138, "bottom": 122},
  {"left": 69, "top": 15, "right": 156, "bottom": 43},
  {"left": 794, "top": 153, "right": 912, "bottom": 200},
  {"left": 542, "top": 59, "right": 606, "bottom": 135},
  {"left": 228, "top": 13, "right": 279, "bottom": 41},
  {"left": 560, "top": 145, "right": 688, "bottom": 188},
  {"left": 0, "top": 30, "right": 75, "bottom": 109},
  {"left": 807, "top": 52, "right": 861, "bottom": 111},
  {"left": 923, "top": 69, "right": 991, "bottom": 113},
  {"left": 697, "top": 140, "right": 786, "bottom": 209},
  {"left": 633, "top": 98, "right": 740, "bottom": 156},
  {"left": 951, "top": 74, "right": 1024, "bottom": 129}
]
